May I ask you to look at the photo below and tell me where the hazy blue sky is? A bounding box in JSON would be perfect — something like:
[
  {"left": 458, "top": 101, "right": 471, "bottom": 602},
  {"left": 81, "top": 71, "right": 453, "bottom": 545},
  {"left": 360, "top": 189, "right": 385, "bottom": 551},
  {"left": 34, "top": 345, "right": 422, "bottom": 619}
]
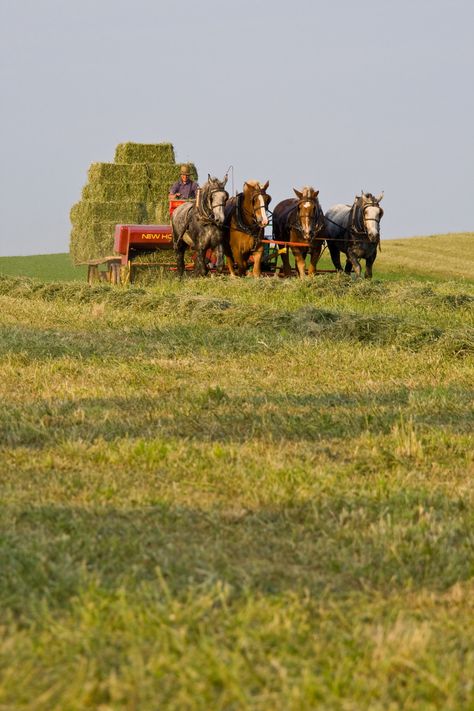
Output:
[{"left": 0, "top": 0, "right": 473, "bottom": 256}]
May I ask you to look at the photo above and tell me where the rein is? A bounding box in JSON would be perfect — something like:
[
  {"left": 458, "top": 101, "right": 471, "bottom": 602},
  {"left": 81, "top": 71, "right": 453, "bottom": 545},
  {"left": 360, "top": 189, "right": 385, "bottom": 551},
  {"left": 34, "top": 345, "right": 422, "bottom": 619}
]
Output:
[
  {"left": 348, "top": 199, "right": 382, "bottom": 251},
  {"left": 197, "top": 185, "right": 228, "bottom": 225},
  {"left": 289, "top": 198, "right": 325, "bottom": 245},
  {"left": 233, "top": 192, "right": 268, "bottom": 246}
]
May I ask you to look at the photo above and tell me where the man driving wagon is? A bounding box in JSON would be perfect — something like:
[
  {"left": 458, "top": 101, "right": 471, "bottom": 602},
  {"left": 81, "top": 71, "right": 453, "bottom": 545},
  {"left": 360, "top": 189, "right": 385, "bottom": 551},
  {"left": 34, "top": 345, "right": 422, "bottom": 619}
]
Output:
[{"left": 169, "top": 164, "right": 199, "bottom": 200}]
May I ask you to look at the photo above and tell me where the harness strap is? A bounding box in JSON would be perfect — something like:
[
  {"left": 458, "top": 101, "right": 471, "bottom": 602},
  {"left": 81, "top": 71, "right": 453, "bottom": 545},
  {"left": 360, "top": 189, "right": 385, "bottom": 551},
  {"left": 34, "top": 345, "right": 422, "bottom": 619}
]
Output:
[{"left": 234, "top": 192, "right": 263, "bottom": 249}]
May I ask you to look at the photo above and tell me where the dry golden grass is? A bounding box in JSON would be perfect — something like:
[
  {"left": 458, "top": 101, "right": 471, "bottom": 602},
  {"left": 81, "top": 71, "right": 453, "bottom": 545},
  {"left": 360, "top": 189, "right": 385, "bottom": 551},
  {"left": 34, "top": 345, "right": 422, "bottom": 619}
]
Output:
[
  {"left": 0, "top": 236, "right": 473, "bottom": 709},
  {"left": 377, "top": 233, "right": 474, "bottom": 281}
]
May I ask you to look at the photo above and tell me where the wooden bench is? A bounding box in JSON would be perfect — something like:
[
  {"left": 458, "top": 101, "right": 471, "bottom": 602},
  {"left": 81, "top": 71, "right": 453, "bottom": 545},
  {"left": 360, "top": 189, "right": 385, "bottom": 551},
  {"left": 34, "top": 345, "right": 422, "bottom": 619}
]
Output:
[{"left": 78, "top": 257, "right": 123, "bottom": 285}]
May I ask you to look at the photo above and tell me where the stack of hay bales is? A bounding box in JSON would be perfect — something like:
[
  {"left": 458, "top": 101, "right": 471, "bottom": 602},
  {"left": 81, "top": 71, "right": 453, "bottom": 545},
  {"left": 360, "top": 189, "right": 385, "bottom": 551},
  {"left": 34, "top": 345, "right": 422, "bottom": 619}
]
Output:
[{"left": 69, "top": 142, "right": 198, "bottom": 263}]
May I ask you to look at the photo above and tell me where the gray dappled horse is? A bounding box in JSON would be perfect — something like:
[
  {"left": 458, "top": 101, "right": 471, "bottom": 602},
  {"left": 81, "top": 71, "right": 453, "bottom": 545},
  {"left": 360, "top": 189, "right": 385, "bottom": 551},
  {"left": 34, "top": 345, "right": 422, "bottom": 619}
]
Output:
[
  {"left": 325, "top": 192, "right": 384, "bottom": 278},
  {"left": 172, "top": 175, "right": 229, "bottom": 277},
  {"left": 272, "top": 186, "right": 326, "bottom": 278}
]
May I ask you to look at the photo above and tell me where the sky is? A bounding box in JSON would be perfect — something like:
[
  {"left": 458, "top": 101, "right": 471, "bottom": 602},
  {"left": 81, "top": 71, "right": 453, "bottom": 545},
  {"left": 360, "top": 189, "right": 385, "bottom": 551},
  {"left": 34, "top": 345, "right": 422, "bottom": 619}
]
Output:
[{"left": 0, "top": 0, "right": 473, "bottom": 256}]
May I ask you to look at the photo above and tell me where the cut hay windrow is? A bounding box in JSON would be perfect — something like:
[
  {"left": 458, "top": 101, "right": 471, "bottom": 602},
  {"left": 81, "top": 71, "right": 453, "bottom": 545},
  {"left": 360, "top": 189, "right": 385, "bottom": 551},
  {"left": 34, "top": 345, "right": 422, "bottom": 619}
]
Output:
[{"left": 70, "top": 143, "right": 198, "bottom": 264}]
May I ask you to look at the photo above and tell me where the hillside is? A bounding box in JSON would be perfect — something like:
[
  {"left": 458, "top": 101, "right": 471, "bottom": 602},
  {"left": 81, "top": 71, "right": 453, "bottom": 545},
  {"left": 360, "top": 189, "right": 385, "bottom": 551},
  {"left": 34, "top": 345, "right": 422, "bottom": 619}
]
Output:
[
  {"left": 1, "top": 232, "right": 473, "bottom": 283},
  {"left": 0, "top": 252, "right": 85, "bottom": 281},
  {"left": 0, "top": 238, "right": 473, "bottom": 708}
]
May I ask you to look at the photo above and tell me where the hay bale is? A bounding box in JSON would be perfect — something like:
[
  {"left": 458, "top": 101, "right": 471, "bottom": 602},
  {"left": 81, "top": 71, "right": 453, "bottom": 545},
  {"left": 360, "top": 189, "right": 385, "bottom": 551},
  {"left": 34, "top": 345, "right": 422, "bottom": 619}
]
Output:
[
  {"left": 147, "top": 162, "right": 198, "bottom": 183},
  {"left": 69, "top": 221, "right": 117, "bottom": 263},
  {"left": 82, "top": 181, "right": 148, "bottom": 202},
  {"left": 147, "top": 199, "right": 172, "bottom": 225},
  {"left": 114, "top": 142, "right": 175, "bottom": 164},
  {"left": 70, "top": 143, "right": 198, "bottom": 264},
  {"left": 70, "top": 201, "right": 147, "bottom": 224},
  {"left": 88, "top": 162, "right": 148, "bottom": 183}
]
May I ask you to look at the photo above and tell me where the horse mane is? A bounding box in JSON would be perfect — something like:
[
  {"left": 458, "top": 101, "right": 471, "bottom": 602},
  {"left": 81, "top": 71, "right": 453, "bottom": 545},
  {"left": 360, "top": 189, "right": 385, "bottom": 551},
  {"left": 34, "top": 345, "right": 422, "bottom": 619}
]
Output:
[
  {"left": 200, "top": 176, "right": 227, "bottom": 202},
  {"left": 244, "top": 180, "right": 266, "bottom": 192}
]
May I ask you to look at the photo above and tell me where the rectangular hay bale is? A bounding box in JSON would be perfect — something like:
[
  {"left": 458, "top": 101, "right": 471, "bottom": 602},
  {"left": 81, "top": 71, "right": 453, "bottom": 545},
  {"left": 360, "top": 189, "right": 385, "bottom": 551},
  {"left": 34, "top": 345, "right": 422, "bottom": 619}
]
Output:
[
  {"left": 82, "top": 181, "right": 148, "bottom": 202},
  {"left": 71, "top": 201, "right": 148, "bottom": 224},
  {"left": 87, "top": 163, "right": 148, "bottom": 184},
  {"left": 114, "top": 143, "right": 175, "bottom": 164},
  {"left": 69, "top": 221, "right": 118, "bottom": 264}
]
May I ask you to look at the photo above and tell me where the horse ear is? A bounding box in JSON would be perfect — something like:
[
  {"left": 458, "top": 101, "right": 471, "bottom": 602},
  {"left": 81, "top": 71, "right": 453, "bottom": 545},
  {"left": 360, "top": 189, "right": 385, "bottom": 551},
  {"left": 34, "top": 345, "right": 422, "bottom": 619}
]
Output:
[
  {"left": 223, "top": 174, "right": 228, "bottom": 186},
  {"left": 314, "top": 189, "right": 319, "bottom": 198},
  {"left": 262, "top": 180, "right": 270, "bottom": 190},
  {"left": 293, "top": 188, "right": 303, "bottom": 199},
  {"left": 208, "top": 173, "right": 211, "bottom": 181},
  {"left": 375, "top": 192, "right": 384, "bottom": 203}
]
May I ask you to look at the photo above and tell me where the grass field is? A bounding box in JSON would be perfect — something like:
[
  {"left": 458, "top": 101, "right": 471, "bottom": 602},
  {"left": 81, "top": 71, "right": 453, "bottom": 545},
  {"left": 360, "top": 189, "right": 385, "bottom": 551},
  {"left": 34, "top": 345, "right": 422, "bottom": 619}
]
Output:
[
  {"left": 1, "top": 232, "right": 472, "bottom": 284},
  {"left": 0, "top": 235, "right": 473, "bottom": 709},
  {"left": 0, "top": 252, "right": 86, "bottom": 282}
]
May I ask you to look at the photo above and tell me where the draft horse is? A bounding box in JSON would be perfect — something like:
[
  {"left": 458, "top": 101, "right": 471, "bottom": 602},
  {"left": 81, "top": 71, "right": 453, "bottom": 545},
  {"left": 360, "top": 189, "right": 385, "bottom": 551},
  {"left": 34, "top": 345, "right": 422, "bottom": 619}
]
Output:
[
  {"left": 172, "top": 175, "right": 229, "bottom": 277},
  {"left": 272, "top": 186, "right": 326, "bottom": 278},
  {"left": 222, "top": 180, "right": 271, "bottom": 277},
  {"left": 325, "top": 191, "right": 384, "bottom": 278}
]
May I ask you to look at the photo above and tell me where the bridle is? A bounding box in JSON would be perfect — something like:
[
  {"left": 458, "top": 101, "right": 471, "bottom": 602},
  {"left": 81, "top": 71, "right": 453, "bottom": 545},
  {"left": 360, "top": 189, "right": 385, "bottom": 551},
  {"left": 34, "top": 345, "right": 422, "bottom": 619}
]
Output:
[
  {"left": 350, "top": 198, "right": 383, "bottom": 243},
  {"left": 198, "top": 184, "right": 229, "bottom": 224},
  {"left": 247, "top": 189, "right": 271, "bottom": 226},
  {"left": 291, "top": 195, "right": 325, "bottom": 244},
  {"left": 235, "top": 188, "right": 271, "bottom": 241}
]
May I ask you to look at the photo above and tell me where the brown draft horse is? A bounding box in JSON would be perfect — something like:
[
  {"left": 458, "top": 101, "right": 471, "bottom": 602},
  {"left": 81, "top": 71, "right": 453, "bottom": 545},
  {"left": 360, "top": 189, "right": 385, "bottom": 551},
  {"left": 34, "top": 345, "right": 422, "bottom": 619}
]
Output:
[
  {"left": 222, "top": 180, "right": 271, "bottom": 277},
  {"left": 272, "top": 187, "right": 326, "bottom": 278}
]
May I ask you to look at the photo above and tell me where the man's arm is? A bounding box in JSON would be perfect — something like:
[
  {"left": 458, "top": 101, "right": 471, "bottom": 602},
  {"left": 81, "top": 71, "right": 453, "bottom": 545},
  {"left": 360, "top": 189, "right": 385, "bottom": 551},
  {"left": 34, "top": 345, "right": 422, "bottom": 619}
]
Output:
[{"left": 169, "top": 181, "right": 181, "bottom": 198}]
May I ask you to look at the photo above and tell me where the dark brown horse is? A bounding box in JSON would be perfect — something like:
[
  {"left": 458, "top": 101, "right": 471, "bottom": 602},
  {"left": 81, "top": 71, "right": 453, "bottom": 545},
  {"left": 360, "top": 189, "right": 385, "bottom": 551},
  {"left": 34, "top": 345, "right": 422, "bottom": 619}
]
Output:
[
  {"left": 272, "top": 186, "right": 326, "bottom": 278},
  {"left": 222, "top": 180, "right": 271, "bottom": 277}
]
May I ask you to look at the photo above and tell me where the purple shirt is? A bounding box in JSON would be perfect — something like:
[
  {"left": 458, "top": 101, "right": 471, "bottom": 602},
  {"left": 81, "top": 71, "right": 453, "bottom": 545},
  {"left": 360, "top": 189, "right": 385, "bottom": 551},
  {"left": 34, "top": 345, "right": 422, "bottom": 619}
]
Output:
[{"left": 169, "top": 178, "right": 199, "bottom": 199}]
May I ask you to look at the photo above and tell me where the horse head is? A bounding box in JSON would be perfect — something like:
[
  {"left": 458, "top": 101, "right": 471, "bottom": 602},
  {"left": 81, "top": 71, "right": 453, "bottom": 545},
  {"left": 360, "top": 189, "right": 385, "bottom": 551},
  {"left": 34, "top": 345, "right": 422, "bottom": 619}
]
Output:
[
  {"left": 293, "top": 186, "right": 321, "bottom": 242},
  {"left": 359, "top": 191, "right": 384, "bottom": 242},
  {"left": 243, "top": 180, "right": 271, "bottom": 228},
  {"left": 205, "top": 174, "right": 229, "bottom": 226}
]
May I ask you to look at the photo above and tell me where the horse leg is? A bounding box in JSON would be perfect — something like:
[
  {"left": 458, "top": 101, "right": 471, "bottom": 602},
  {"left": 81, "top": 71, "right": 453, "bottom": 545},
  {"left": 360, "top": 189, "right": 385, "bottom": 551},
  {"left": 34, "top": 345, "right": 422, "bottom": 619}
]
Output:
[
  {"left": 280, "top": 246, "right": 292, "bottom": 277},
  {"left": 346, "top": 250, "right": 361, "bottom": 278},
  {"left": 327, "top": 240, "right": 343, "bottom": 271},
  {"left": 193, "top": 248, "right": 207, "bottom": 277},
  {"left": 252, "top": 246, "right": 264, "bottom": 278},
  {"left": 308, "top": 244, "right": 322, "bottom": 276},
  {"left": 215, "top": 244, "right": 224, "bottom": 274},
  {"left": 175, "top": 245, "right": 186, "bottom": 278},
  {"left": 293, "top": 248, "right": 306, "bottom": 279},
  {"left": 224, "top": 234, "right": 240, "bottom": 277},
  {"left": 365, "top": 253, "right": 376, "bottom": 279},
  {"left": 238, "top": 257, "right": 248, "bottom": 277}
]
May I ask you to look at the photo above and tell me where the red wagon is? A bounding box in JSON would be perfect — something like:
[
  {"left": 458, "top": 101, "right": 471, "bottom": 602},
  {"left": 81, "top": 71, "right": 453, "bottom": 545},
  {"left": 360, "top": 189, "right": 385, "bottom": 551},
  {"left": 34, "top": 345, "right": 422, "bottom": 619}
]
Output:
[{"left": 85, "top": 200, "right": 335, "bottom": 284}]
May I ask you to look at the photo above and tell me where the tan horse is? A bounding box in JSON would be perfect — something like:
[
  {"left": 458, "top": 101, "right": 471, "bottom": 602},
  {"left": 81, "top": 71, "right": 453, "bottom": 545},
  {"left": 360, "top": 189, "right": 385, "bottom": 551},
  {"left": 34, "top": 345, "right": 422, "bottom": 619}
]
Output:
[
  {"left": 222, "top": 180, "right": 271, "bottom": 277},
  {"left": 272, "top": 186, "right": 326, "bottom": 278}
]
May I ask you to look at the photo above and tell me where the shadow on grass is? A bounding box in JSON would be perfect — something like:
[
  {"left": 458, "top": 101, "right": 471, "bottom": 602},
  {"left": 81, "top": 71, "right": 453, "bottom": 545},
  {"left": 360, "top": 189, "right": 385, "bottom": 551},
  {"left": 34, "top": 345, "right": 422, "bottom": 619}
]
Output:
[
  {"left": 1, "top": 489, "right": 472, "bottom": 617},
  {"left": 2, "top": 386, "right": 473, "bottom": 449}
]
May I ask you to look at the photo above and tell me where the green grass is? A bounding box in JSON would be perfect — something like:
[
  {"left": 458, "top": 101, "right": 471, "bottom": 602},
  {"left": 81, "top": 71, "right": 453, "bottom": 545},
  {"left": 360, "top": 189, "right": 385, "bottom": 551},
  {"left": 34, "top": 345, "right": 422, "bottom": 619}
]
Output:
[
  {"left": 0, "top": 253, "right": 86, "bottom": 282},
  {"left": 0, "top": 237, "right": 473, "bottom": 709},
  {"left": 1, "top": 232, "right": 473, "bottom": 284}
]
